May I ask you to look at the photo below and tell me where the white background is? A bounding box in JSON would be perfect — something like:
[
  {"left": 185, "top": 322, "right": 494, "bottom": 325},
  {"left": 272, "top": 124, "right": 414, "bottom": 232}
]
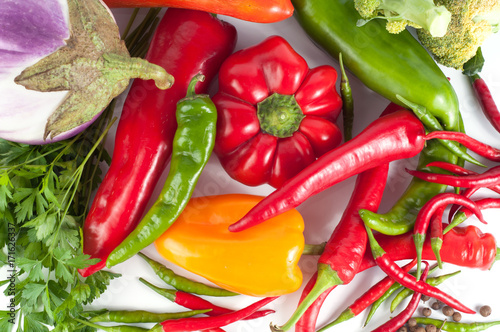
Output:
[{"left": 3, "top": 5, "right": 500, "bottom": 332}]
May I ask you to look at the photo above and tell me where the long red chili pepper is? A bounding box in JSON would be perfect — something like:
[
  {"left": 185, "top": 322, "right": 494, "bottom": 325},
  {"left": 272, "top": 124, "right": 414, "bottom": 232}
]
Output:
[
  {"left": 371, "top": 262, "right": 430, "bottom": 332},
  {"left": 413, "top": 193, "right": 486, "bottom": 278},
  {"left": 229, "top": 110, "right": 427, "bottom": 232},
  {"left": 150, "top": 297, "right": 278, "bottom": 332},
  {"left": 272, "top": 164, "right": 389, "bottom": 331},
  {"left": 430, "top": 206, "right": 445, "bottom": 268},
  {"left": 365, "top": 225, "right": 475, "bottom": 314},
  {"left": 79, "top": 9, "right": 237, "bottom": 277},
  {"left": 470, "top": 74, "right": 500, "bottom": 135},
  {"left": 407, "top": 165, "right": 500, "bottom": 189},
  {"left": 229, "top": 109, "right": 481, "bottom": 232},
  {"left": 425, "top": 130, "right": 500, "bottom": 162}
]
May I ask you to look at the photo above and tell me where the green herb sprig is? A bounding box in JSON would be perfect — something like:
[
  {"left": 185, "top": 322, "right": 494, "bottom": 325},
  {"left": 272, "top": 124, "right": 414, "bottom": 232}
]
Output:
[{"left": 0, "top": 8, "right": 162, "bottom": 332}]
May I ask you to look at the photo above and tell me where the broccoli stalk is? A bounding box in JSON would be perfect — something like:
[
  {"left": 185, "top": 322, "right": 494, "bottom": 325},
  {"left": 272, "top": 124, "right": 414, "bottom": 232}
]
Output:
[{"left": 354, "top": 0, "right": 452, "bottom": 37}]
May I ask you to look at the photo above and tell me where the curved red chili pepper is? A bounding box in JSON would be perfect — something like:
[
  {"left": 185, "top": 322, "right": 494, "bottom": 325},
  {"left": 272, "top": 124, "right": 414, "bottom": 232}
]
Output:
[
  {"left": 79, "top": 9, "right": 237, "bottom": 277},
  {"left": 407, "top": 165, "right": 500, "bottom": 189},
  {"left": 230, "top": 110, "right": 426, "bottom": 232},
  {"left": 214, "top": 36, "right": 343, "bottom": 188},
  {"left": 371, "top": 262, "right": 430, "bottom": 332},
  {"left": 365, "top": 226, "right": 475, "bottom": 314},
  {"left": 470, "top": 74, "right": 500, "bottom": 135},
  {"left": 413, "top": 192, "right": 487, "bottom": 278},
  {"left": 425, "top": 131, "right": 500, "bottom": 162},
  {"left": 446, "top": 197, "right": 500, "bottom": 234}
]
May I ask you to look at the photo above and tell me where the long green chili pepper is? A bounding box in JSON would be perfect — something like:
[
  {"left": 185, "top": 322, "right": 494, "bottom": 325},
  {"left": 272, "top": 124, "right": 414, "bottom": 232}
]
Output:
[
  {"left": 390, "top": 270, "right": 461, "bottom": 312},
  {"left": 89, "top": 309, "right": 211, "bottom": 323},
  {"left": 74, "top": 318, "right": 149, "bottom": 332},
  {"left": 339, "top": 53, "right": 354, "bottom": 141},
  {"left": 413, "top": 317, "right": 500, "bottom": 332},
  {"left": 138, "top": 252, "right": 238, "bottom": 297},
  {"left": 106, "top": 74, "right": 218, "bottom": 267}
]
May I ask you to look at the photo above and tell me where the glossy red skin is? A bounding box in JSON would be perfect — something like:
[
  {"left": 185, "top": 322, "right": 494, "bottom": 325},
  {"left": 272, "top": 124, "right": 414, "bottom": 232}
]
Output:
[
  {"left": 79, "top": 8, "right": 237, "bottom": 277},
  {"left": 230, "top": 110, "right": 426, "bottom": 232},
  {"left": 214, "top": 36, "right": 342, "bottom": 189},
  {"left": 473, "top": 77, "right": 500, "bottom": 135},
  {"left": 407, "top": 165, "right": 500, "bottom": 189}
]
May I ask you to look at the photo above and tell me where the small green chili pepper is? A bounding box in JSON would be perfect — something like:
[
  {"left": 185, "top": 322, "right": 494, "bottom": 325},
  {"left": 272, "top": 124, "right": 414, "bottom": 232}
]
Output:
[
  {"left": 339, "top": 53, "right": 353, "bottom": 141},
  {"left": 390, "top": 270, "right": 461, "bottom": 312},
  {"left": 138, "top": 252, "right": 238, "bottom": 297},
  {"left": 89, "top": 309, "right": 211, "bottom": 323},
  {"left": 413, "top": 317, "right": 500, "bottom": 332},
  {"left": 106, "top": 74, "right": 218, "bottom": 267}
]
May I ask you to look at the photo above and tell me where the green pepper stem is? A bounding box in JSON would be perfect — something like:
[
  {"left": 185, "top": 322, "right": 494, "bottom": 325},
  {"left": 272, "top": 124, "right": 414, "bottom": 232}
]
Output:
[
  {"left": 185, "top": 74, "right": 206, "bottom": 98},
  {"left": 396, "top": 94, "right": 485, "bottom": 167},
  {"left": 430, "top": 237, "right": 444, "bottom": 269},
  {"left": 317, "top": 308, "right": 354, "bottom": 331},
  {"left": 364, "top": 225, "right": 386, "bottom": 259},
  {"left": 413, "top": 233, "right": 426, "bottom": 279},
  {"left": 302, "top": 243, "right": 326, "bottom": 255},
  {"left": 138, "top": 277, "right": 177, "bottom": 302},
  {"left": 270, "top": 263, "right": 343, "bottom": 331}
]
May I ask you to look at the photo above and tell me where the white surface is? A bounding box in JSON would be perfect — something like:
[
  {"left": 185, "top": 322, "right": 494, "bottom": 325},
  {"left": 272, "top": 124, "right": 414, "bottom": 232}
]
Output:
[{"left": 4, "top": 7, "right": 500, "bottom": 332}]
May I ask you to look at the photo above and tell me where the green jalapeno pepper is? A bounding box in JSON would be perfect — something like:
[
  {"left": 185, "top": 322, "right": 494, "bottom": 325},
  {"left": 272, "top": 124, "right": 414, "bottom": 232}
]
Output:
[
  {"left": 89, "top": 309, "right": 211, "bottom": 323},
  {"left": 291, "top": 0, "right": 465, "bottom": 235},
  {"left": 106, "top": 74, "right": 218, "bottom": 267}
]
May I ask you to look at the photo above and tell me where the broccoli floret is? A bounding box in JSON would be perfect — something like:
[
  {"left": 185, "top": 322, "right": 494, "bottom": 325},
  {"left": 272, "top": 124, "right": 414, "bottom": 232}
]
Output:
[
  {"left": 354, "top": 0, "right": 452, "bottom": 37},
  {"left": 417, "top": 0, "right": 500, "bottom": 70}
]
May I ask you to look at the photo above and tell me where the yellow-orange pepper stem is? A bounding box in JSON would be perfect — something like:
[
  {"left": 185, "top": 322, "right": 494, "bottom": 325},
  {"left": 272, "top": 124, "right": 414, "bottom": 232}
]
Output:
[{"left": 154, "top": 194, "right": 304, "bottom": 297}]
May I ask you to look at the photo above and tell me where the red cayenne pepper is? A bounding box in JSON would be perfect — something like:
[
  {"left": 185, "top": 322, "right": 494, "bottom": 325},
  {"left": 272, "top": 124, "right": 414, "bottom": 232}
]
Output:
[
  {"left": 470, "top": 74, "right": 500, "bottom": 135},
  {"left": 364, "top": 226, "right": 475, "bottom": 314},
  {"left": 406, "top": 165, "right": 500, "bottom": 189},
  {"left": 79, "top": 8, "right": 237, "bottom": 277},
  {"left": 272, "top": 164, "right": 389, "bottom": 331}
]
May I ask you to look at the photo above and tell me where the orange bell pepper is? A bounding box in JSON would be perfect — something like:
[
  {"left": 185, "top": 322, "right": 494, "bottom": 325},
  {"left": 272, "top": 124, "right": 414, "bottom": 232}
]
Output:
[
  {"left": 103, "top": 0, "right": 294, "bottom": 24},
  {"left": 154, "top": 194, "right": 304, "bottom": 296}
]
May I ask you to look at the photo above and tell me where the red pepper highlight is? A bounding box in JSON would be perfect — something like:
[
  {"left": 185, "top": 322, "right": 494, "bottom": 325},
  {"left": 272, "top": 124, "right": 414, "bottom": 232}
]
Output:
[
  {"left": 79, "top": 9, "right": 237, "bottom": 277},
  {"left": 214, "top": 35, "right": 342, "bottom": 188}
]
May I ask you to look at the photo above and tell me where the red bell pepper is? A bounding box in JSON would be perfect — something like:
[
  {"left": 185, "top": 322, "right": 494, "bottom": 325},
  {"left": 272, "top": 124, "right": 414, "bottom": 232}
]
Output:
[
  {"left": 103, "top": 0, "right": 294, "bottom": 24},
  {"left": 79, "top": 8, "right": 237, "bottom": 277},
  {"left": 213, "top": 36, "right": 343, "bottom": 189}
]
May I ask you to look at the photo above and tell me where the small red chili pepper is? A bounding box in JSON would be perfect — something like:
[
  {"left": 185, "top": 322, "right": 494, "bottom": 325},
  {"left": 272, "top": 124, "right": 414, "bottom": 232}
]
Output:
[
  {"left": 272, "top": 164, "right": 389, "bottom": 331},
  {"left": 470, "top": 74, "right": 500, "bottom": 135},
  {"left": 79, "top": 8, "right": 237, "bottom": 277},
  {"left": 430, "top": 206, "right": 445, "bottom": 268},
  {"left": 413, "top": 193, "right": 486, "bottom": 278},
  {"left": 425, "top": 131, "right": 500, "bottom": 162},
  {"left": 371, "top": 262, "right": 430, "bottom": 332},
  {"left": 213, "top": 35, "right": 343, "bottom": 188},
  {"left": 150, "top": 297, "right": 278, "bottom": 332},
  {"left": 365, "top": 225, "right": 475, "bottom": 314},
  {"left": 407, "top": 165, "right": 500, "bottom": 189}
]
